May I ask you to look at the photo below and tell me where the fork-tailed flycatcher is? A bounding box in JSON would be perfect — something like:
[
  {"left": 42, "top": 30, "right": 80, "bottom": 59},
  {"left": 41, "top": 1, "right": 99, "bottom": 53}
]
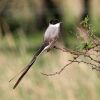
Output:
[{"left": 10, "top": 19, "right": 62, "bottom": 89}]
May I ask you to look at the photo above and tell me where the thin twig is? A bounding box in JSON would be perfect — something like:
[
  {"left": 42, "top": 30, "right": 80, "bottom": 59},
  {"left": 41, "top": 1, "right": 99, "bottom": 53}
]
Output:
[{"left": 41, "top": 55, "right": 79, "bottom": 76}]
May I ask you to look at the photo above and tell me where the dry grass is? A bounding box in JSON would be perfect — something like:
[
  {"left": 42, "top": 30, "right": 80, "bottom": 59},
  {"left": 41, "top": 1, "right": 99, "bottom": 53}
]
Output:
[
  {"left": 0, "top": 35, "right": 100, "bottom": 100},
  {"left": 0, "top": 0, "right": 100, "bottom": 99}
]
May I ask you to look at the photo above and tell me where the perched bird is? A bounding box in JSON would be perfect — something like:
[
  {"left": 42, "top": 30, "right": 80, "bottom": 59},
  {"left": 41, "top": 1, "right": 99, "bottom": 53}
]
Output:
[{"left": 10, "top": 19, "right": 62, "bottom": 89}]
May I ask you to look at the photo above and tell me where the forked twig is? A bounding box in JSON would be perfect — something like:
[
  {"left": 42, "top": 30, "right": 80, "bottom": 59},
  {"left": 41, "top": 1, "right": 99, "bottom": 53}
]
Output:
[{"left": 41, "top": 45, "right": 100, "bottom": 76}]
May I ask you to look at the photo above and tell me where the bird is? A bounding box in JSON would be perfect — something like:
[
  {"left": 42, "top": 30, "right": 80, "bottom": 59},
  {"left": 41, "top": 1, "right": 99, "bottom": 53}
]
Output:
[{"left": 10, "top": 19, "right": 62, "bottom": 89}]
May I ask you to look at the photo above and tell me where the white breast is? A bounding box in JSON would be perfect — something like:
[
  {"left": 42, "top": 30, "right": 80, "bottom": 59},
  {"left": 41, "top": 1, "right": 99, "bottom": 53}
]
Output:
[{"left": 44, "top": 23, "right": 60, "bottom": 42}]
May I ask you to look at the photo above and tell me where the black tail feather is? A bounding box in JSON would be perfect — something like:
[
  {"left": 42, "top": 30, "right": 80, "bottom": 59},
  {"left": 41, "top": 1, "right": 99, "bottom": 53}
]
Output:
[{"left": 11, "top": 43, "right": 48, "bottom": 89}]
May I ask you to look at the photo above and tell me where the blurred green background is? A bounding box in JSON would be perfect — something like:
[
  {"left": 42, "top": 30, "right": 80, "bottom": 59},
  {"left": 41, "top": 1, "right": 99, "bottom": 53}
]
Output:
[{"left": 0, "top": 0, "right": 100, "bottom": 100}]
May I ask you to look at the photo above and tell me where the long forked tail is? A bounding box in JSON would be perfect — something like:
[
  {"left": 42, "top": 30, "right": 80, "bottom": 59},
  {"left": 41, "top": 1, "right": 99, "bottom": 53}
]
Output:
[{"left": 10, "top": 43, "right": 48, "bottom": 89}]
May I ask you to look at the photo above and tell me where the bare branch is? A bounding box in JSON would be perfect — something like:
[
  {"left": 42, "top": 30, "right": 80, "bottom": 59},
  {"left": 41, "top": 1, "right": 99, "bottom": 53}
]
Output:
[
  {"left": 41, "top": 41, "right": 100, "bottom": 76},
  {"left": 41, "top": 55, "right": 79, "bottom": 76}
]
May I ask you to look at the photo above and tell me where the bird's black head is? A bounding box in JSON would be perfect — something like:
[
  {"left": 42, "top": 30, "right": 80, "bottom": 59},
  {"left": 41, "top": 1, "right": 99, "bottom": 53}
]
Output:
[{"left": 49, "top": 19, "right": 60, "bottom": 25}]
